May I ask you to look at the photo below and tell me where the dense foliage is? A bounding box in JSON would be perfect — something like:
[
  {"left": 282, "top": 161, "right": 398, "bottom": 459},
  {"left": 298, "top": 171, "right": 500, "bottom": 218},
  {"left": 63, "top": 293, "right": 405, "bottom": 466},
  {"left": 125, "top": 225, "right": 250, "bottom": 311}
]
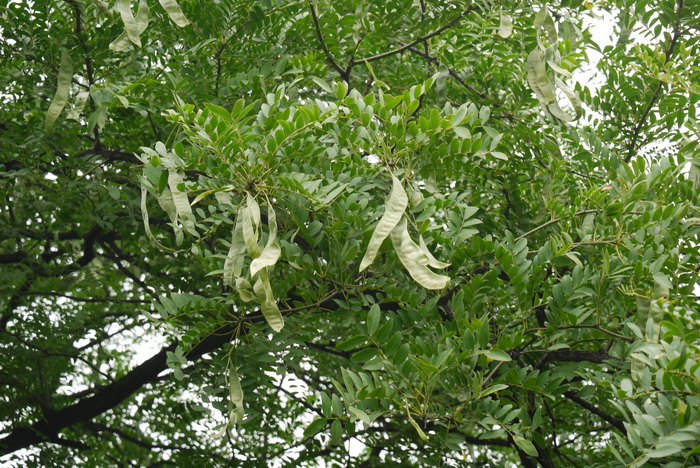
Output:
[{"left": 2, "top": 0, "right": 700, "bottom": 466}]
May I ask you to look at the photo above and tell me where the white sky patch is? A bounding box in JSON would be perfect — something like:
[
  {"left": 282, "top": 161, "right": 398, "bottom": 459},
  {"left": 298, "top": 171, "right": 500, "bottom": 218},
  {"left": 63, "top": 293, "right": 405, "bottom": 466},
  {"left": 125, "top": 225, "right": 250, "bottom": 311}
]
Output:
[{"left": 575, "top": 8, "right": 617, "bottom": 91}]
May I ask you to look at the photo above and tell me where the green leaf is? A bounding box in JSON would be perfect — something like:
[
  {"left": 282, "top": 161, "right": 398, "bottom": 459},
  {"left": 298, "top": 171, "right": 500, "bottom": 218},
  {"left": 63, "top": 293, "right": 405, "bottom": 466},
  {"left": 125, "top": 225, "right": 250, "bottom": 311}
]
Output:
[
  {"left": 335, "top": 81, "right": 347, "bottom": 100},
  {"left": 367, "top": 304, "right": 381, "bottom": 336},
  {"left": 203, "top": 103, "right": 231, "bottom": 121},
  {"left": 360, "top": 175, "right": 408, "bottom": 271},
  {"left": 337, "top": 335, "right": 368, "bottom": 351},
  {"left": 362, "top": 356, "right": 384, "bottom": 371},
  {"left": 303, "top": 418, "right": 327, "bottom": 438},
  {"left": 453, "top": 126, "right": 471, "bottom": 139},
  {"left": 351, "top": 347, "right": 378, "bottom": 363},
  {"left": 349, "top": 406, "right": 371, "bottom": 426},
  {"left": 479, "top": 384, "right": 509, "bottom": 398},
  {"left": 648, "top": 443, "right": 682, "bottom": 458},
  {"left": 483, "top": 349, "right": 511, "bottom": 361},
  {"left": 159, "top": 0, "right": 190, "bottom": 27},
  {"left": 514, "top": 436, "right": 538, "bottom": 456},
  {"left": 311, "top": 76, "right": 332, "bottom": 94},
  {"left": 320, "top": 392, "right": 331, "bottom": 417},
  {"left": 330, "top": 419, "right": 343, "bottom": 445},
  {"left": 45, "top": 50, "right": 72, "bottom": 132}
]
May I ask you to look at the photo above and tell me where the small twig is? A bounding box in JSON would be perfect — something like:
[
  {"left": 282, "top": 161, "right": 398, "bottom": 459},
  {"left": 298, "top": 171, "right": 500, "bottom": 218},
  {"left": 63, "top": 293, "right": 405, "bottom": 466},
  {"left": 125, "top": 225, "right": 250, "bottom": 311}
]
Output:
[
  {"left": 308, "top": 1, "right": 349, "bottom": 81},
  {"left": 65, "top": 0, "right": 99, "bottom": 145},
  {"left": 483, "top": 361, "right": 505, "bottom": 386},
  {"left": 101, "top": 241, "right": 160, "bottom": 301},
  {"left": 352, "top": 6, "right": 478, "bottom": 65},
  {"left": 403, "top": 44, "right": 488, "bottom": 99},
  {"left": 624, "top": 0, "right": 684, "bottom": 162},
  {"left": 281, "top": 290, "right": 339, "bottom": 314},
  {"left": 515, "top": 209, "right": 599, "bottom": 241},
  {"left": 277, "top": 385, "right": 324, "bottom": 417},
  {"left": 18, "top": 291, "right": 148, "bottom": 304}
]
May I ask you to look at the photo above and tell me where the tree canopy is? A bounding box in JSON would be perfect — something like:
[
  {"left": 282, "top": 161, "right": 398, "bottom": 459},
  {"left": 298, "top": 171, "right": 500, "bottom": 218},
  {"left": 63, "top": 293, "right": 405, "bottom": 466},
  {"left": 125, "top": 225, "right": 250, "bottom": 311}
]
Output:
[{"left": 2, "top": 0, "right": 700, "bottom": 466}]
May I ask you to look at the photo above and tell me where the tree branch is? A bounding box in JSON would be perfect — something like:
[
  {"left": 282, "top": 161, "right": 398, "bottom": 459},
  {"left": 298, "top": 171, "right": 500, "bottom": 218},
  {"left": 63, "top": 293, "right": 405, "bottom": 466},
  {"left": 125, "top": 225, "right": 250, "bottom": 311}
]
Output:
[
  {"left": 16, "top": 291, "right": 149, "bottom": 304},
  {"left": 308, "top": 1, "right": 349, "bottom": 81},
  {"left": 624, "top": 0, "right": 684, "bottom": 163},
  {"left": 352, "top": 6, "right": 478, "bottom": 65},
  {"left": 403, "top": 44, "right": 487, "bottom": 99},
  {"left": 563, "top": 390, "right": 627, "bottom": 434},
  {"left": 535, "top": 349, "right": 617, "bottom": 368},
  {"left": 524, "top": 324, "right": 634, "bottom": 343},
  {"left": 0, "top": 293, "right": 341, "bottom": 455},
  {"left": 515, "top": 210, "right": 599, "bottom": 241}
]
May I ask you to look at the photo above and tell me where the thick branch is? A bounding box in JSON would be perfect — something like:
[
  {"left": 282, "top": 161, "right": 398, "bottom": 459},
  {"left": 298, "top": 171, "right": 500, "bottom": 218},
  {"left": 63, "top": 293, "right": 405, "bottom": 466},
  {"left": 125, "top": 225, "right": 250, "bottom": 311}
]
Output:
[
  {"left": 0, "top": 340, "right": 176, "bottom": 455},
  {"left": 564, "top": 390, "right": 627, "bottom": 434},
  {"left": 0, "top": 292, "right": 340, "bottom": 455},
  {"left": 540, "top": 348, "right": 615, "bottom": 364},
  {"left": 525, "top": 324, "right": 634, "bottom": 343},
  {"left": 16, "top": 291, "right": 148, "bottom": 304}
]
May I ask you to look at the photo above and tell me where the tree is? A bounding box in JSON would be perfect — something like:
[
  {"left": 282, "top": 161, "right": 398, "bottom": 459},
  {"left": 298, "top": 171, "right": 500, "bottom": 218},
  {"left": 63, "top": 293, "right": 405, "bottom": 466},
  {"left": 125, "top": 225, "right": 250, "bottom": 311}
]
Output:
[{"left": 1, "top": 0, "right": 700, "bottom": 465}]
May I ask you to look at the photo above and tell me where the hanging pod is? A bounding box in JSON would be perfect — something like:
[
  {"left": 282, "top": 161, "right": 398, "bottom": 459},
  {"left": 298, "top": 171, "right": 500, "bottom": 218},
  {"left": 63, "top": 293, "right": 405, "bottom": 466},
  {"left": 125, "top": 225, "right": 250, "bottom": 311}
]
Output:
[
  {"left": 229, "top": 194, "right": 285, "bottom": 332},
  {"left": 390, "top": 217, "right": 450, "bottom": 290},
  {"left": 360, "top": 175, "right": 408, "bottom": 271},
  {"left": 45, "top": 50, "right": 73, "bottom": 132}
]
